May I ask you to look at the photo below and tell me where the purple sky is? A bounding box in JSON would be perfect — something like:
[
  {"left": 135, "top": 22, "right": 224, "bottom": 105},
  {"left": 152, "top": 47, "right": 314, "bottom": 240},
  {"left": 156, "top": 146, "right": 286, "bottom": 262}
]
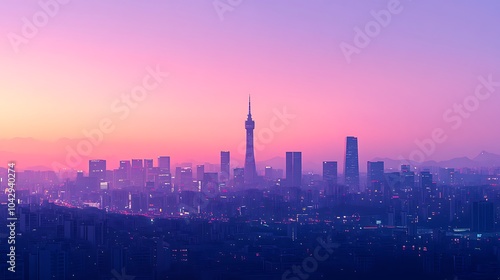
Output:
[{"left": 1, "top": 0, "right": 500, "bottom": 172}]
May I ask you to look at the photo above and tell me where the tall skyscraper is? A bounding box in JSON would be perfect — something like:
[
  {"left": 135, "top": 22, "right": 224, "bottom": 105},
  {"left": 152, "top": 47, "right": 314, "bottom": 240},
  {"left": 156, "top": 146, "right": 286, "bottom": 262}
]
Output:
[
  {"left": 144, "top": 159, "right": 155, "bottom": 183},
  {"left": 115, "top": 160, "right": 130, "bottom": 188},
  {"left": 196, "top": 165, "right": 205, "bottom": 182},
  {"left": 132, "top": 159, "right": 143, "bottom": 169},
  {"left": 119, "top": 160, "right": 131, "bottom": 175},
  {"left": 286, "top": 152, "right": 302, "bottom": 188},
  {"left": 244, "top": 96, "right": 257, "bottom": 185},
  {"left": 131, "top": 159, "right": 145, "bottom": 188},
  {"left": 157, "top": 156, "right": 171, "bottom": 190},
  {"left": 158, "top": 156, "right": 171, "bottom": 173},
  {"left": 323, "top": 161, "right": 338, "bottom": 196},
  {"left": 344, "top": 136, "right": 359, "bottom": 193},
  {"left": 323, "top": 161, "right": 338, "bottom": 184},
  {"left": 144, "top": 159, "right": 153, "bottom": 168},
  {"left": 367, "top": 161, "right": 385, "bottom": 193},
  {"left": 220, "top": 151, "right": 230, "bottom": 182},
  {"left": 89, "top": 160, "right": 106, "bottom": 182},
  {"left": 234, "top": 168, "right": 245, "bottom": 188}
]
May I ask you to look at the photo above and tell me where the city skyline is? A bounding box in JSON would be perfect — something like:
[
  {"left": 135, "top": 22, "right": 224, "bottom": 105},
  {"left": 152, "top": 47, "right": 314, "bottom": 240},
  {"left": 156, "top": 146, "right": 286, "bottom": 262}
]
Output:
[
  {"left": 2, "top": 95, "right": 500, "bottom": 173},
  {"left": 2, "top": 1, "right": 500, "bottom": 172},
  {"left": 3, "top": 2, "right": 500, "bottom": 279},
  {"left": 5, "top": 100, "right": 498, "bottom": 176}
]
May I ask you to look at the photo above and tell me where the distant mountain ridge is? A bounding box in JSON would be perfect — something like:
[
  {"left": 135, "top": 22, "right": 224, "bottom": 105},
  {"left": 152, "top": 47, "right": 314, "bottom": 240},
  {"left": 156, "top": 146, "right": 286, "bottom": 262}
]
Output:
[{"left": 373, "top": 151, "right": 500, "bottom": 170}]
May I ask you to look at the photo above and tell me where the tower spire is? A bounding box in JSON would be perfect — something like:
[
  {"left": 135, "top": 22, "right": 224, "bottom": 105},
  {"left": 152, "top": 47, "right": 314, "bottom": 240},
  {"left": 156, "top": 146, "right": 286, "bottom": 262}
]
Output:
[
  {"left": 244, "top": 95, "right": 256, "bottom": 186},
  {"left": 248, "top": 95, "right": 251, "bottom": 117}
]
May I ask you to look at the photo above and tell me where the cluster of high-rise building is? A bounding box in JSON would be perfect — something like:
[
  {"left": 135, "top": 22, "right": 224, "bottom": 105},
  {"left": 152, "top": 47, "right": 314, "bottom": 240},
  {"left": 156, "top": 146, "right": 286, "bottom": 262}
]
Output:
[
  {"left": 36, "top": 99, "right": 496, "bottom": 198},
  {"left": 1, "top": 99, "right": 500, "bottom": 279}
]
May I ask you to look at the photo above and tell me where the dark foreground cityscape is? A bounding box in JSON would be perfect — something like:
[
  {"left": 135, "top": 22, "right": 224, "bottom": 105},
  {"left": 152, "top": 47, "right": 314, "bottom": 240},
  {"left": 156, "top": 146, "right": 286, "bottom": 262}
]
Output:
[{"left": 1, "top": 100, "right": 500, "bottom": 280}]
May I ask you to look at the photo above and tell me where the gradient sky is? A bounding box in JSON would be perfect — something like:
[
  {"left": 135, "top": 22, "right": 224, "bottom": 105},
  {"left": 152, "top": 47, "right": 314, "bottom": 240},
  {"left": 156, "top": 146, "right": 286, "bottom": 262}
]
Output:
[{"left": 1, "top": 0, "right": 500, "bottom": 172}]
